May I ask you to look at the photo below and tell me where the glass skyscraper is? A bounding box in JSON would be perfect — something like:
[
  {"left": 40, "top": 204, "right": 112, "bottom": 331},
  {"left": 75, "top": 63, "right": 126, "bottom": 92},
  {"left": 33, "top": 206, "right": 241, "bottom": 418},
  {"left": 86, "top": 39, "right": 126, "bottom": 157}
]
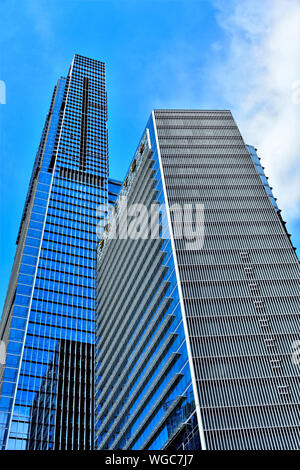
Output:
[
  {"left": 0, "top": 54, "right": 121, "bottom": 450},
  {"left": 95, "top": 110, "right": 300, "bottom": 450}
]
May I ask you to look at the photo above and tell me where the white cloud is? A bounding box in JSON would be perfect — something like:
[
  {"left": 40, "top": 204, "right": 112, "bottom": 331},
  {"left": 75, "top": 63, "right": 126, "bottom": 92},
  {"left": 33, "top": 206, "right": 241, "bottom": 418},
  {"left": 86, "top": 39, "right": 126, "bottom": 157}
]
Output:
[
  {"left": 212, "top": 0, "right": 300, "bottom": 220},
  {"left": 25, "top": 0, "right": 55, "bottom": 42}
]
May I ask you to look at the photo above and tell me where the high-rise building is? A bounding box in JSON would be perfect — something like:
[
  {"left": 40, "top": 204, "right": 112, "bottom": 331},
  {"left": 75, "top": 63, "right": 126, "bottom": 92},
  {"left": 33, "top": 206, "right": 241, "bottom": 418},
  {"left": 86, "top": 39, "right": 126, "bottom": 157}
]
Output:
[
  {"left": 0, "top": 55, "right": 121, "bottom": 450},
  {"left": 95, "top": 109, "right": 300, "bottom": 450}
]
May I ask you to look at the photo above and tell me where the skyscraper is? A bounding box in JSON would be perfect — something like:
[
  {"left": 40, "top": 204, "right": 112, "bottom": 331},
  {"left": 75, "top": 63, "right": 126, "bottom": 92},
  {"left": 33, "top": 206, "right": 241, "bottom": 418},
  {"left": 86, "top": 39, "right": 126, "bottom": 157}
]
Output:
[
  {"left": 0, "top": 55, "right": 121, "bottom": 450},
  {"left": 95, "top": 110, "right": 300, "bottom": 450}
]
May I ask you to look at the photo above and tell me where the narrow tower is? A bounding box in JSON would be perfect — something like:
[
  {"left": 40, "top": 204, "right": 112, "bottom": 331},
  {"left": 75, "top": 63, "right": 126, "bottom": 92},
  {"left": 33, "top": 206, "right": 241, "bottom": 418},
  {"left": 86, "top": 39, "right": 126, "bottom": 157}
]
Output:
[{"left": 0, "top": 55, "right": 112, "bottom": 450}]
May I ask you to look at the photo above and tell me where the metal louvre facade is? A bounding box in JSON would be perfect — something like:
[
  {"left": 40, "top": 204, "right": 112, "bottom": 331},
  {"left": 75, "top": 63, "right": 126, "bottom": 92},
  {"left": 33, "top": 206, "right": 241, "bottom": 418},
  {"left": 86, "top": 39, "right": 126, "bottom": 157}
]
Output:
[
  {"left": 0, "top": 55, "right": 109, "bottom": 450},
  {"left": 96, "top": 124, "right": 201, "bottom": 450},
  {"left": 96, "top": 109, "right": 300, "bottom": 451},
  {"left": 155, "top": 109, "right": 300, "bottom": 450}
]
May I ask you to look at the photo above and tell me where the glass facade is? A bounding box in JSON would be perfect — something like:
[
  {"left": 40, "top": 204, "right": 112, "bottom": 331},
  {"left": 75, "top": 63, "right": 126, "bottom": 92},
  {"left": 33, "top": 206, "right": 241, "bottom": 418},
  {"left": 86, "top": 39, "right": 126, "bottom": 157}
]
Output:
[
  {"left": 108, "top": 179, "right": 122, "bottom": 209},
  {"left": 96, "top": 110, "right": 300, "bottom": 450},
  {"left": 0, "top": 54, "right": 114, "bottom": 450}
]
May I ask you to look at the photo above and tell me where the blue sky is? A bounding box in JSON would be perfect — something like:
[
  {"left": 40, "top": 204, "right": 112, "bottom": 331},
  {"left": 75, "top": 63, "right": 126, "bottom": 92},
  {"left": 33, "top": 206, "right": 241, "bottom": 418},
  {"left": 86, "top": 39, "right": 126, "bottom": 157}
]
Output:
[{"left": 0, "top": 0, "right": 299, "bottom": 312}]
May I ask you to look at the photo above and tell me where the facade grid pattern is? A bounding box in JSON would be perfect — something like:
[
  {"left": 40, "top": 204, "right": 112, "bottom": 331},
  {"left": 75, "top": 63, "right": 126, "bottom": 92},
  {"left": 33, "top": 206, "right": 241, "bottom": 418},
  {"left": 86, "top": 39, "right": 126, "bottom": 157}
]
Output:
[{"left": 0, "top": 54, "right": 110, "bottom": 450}]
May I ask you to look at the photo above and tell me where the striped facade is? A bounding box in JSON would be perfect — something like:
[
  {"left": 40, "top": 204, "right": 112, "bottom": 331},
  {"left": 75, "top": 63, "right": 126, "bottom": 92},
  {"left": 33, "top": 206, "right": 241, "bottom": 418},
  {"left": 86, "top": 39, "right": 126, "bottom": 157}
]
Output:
[
  {"left": 0, "top": 55, "right": 113, "bottom": 450},
  {"left": 96, "top": 109, "right": 300, "bottom": 450}
]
